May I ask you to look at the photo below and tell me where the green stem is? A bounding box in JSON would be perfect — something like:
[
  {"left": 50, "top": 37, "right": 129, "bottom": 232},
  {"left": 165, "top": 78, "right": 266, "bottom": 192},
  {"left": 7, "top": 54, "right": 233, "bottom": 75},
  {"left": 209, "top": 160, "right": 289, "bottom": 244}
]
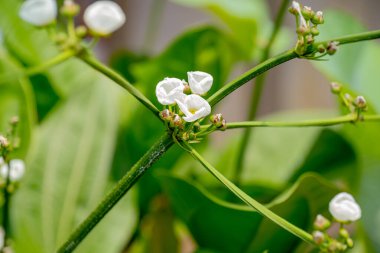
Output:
[
  {"left": 1, "top": 159, "right": 10, "bottom": 250},
  {"left": 182, "top": 142, "right": 314, "bottom": 244},
  {"left": 200, "top": 114, "right": 380, "bottom": 131},
  {"left": 234, "top": 0, "right": 290, "bottom": 184},
  {"left": 57, "top": 133, "right": 173, "bottom": 253},
  {"left": 0, "top": 50, "right": 76, "bottom": 84},
  {"left": 78, "top": 53, "right": 160, "bottom": 119},
  {"left": 209, "top": 29, "right": 380, "bottom": 108}
]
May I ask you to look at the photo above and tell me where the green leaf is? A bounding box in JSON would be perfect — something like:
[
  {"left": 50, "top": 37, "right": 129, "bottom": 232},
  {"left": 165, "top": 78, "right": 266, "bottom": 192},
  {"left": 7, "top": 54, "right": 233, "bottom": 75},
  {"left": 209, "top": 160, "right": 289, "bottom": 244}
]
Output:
[
  {"left": 11, "top": 74, "right": 137, "bottom": 253},
  {"left": 157, "top": 172, "right": 337, "bottom": 253}
]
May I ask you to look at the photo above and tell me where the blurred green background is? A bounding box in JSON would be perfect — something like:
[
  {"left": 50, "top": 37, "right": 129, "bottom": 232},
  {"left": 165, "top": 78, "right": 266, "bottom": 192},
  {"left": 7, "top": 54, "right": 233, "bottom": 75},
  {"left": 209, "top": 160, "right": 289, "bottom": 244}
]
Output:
[{"left": 0, "top": 0, "right": 379, "bottom": 252}]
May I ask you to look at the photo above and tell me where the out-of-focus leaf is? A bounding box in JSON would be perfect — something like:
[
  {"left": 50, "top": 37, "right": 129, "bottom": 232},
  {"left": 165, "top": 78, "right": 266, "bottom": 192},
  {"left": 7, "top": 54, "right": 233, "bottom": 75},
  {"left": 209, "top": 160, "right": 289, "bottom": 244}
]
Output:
[
  {"left": 311, "top": 10, "right": 380, "bottom": 251},
  {"left": 170, "top": 0, "right": 271, "bottom": 60},
  {"left": 290, "top": 129, "right": 359, "bottom": 190},
  {"left": 0, "top": 48, "right": 35, "bottom": 158},
  {"left": 157, "top": 172, "right": 338, "bottom": 253},
  {"left": 11, "top": 74, "right": 137, "bottom": 253}
]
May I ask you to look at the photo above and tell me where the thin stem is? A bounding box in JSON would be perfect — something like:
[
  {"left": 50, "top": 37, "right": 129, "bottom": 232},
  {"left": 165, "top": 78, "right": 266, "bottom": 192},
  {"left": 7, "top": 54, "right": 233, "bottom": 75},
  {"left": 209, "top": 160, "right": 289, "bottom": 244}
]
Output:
[
  {"left": 234, "top": 0, "right": 290, "bottom": 184},
  {"left": 0, "top": 50, "right": 76, "bottom": 84},
  {"left": 57, "top": 133, "right": 173, "bottom": 253},
  {"left": 200, "top": 114, "right": 380, "bottom": 131},
  {"left": 1, "top": 159, "right": 10, "bottom": 250},
  {"left": 182, "top": 142, "right": 314, "bottom": 244},
  {"left": 78, "top": 53, "right": 160, "bottom": 119},
  {"left": 208, "top": 29, "right": 380, "bottom": 108}
]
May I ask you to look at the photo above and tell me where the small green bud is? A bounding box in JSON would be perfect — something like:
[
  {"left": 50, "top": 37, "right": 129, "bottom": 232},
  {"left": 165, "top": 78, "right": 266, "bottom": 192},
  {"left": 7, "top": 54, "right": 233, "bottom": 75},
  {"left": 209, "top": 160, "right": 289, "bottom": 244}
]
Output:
[
  {"left": 193, "top": 122, "right": 201, "bottom": 132},
  {"left": 313, "top": 214, "right": 331, "bottom": 231},
  {"left": 344, "top": 93, "right": 353, "bottom": 103},
  {"left": 354, "top": 96, "right": 367, "bottom": 109},
  {"left": 210, "top": 113, "right": 224, "bottom": 128},
  {"left": 54, "top": 32, "right": 68, "bottom": 44},
  {"left": 330, "top": 82, "right": 342, "bottom": 94},
  {"left": 220, "top": 119, "right": 227, "bottom": 131},
  {"left": 288, "top": 6, "right": 298, "bottom": 15},
  {"left": 296, "top": 26, "right": 310, "bottom": 35},
  {"left": 306, "top": 35, "right": 314, "bottom": 45},
  {"left": 301, "top": 6, "right": 314, "bottom": 20},
  {"left": 317, "top": 44, "right": 326, "bottom": 53},
  {"left": 310, "top": 27, "right": 320, "bottom": 36},
  {"left": 339, "top": 228, "right": 350, "bottom": 239},
  {"left": 346, "top": 238, "right": 354, "bottom": 248},
  {"left": 312, "top": 231, "right": 325, "bottom": 245},
  {"left": 10, "top": 116, "right": 19, "bottom": 126},
  {"left": 312, "top": 11, "right": 324, "bottom": 25},
  {"left": 327, "top": 41, "right": 339, "bottom": 55},
  {"left": 182, "top": 81, "right": 191, "bottom": 95},
  {"left": 159, "top": 109, "right": 172, "bottom": 121},
  {"left": 75, "top": 26, "right": 87, "bottom": 38},
  {"left": 328, "top": 241, "right": 347, "bottom": 252},
  {"left": 60, "top": 0, "right": 80, "bottom": 17},
  {"left": 172, "top": 114, "right": 183, "bottom": 129},
  {"left": 181, "top": 132, "right": 189, "bottom": 141}
]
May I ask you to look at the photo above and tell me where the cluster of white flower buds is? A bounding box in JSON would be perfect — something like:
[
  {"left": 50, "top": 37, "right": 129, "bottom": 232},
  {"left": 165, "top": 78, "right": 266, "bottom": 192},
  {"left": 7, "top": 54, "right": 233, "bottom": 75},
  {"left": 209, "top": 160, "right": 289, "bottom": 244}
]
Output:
[
  {"left": 312, "top": 192, "right": 361, "bottom": 252},
  {"left": 19, "top": 0, "right": 126, "bottom": 50},
  {"left": 330, "top": 82, "right": 368, "bottom": 118},
  {"left": 289, "top": 1, "right": 327, "bottom": 56},
  {"left": 156, "top": 71, "right": 226, "bottom": 141}
]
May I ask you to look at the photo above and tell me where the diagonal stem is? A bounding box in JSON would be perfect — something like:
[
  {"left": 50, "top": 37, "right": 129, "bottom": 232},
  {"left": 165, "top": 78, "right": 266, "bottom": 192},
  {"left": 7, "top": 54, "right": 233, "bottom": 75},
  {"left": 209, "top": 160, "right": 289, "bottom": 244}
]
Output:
[
  {"left": 78, "top": 52, "right": 160, "bottom": 119},
  {"left": 181, "top": 141, "right": 314, "bottom": 244},
  {"left": 57, "top": 133, "right": 173, "bottom": 253}
]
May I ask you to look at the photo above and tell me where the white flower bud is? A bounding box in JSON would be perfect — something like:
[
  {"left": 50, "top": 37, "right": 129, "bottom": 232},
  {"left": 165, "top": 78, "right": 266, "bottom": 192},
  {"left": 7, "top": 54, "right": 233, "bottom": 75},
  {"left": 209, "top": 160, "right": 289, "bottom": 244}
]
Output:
[
  {"left": 187, "top": 71, "right": 213, "bottom": 95},
  {"left": 176, "top": 94, "right": 211, "bottom": 122},
  {"left": 156, "top": 78, "right": 185, "bottom": 105},
  {"left": 84, "top": 1, "right": 126, "bottom": 36},
  {"left": 292, "top": 1, "right": 307, "bottom": 27},
  {"left": 19, "top": 0, "right": 57, "bottom": 26},
  {"left": 329, "top": 192, "right": 361, "bottom": 222},
  {"left": 1, "top": 159, "right": 26, "bottom": 182}
]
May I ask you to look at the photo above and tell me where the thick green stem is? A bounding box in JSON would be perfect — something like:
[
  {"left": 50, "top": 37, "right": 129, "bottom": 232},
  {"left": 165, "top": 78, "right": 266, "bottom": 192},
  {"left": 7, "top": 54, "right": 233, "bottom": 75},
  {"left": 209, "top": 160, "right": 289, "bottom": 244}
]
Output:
[
  {"left": 234, "top": 0, "right": 290, "bottom": 183},
  {"left": 0, "top": 50, "right": 76, "bottom": 84},
  {"left": 78, "top": 53, "right": 160, "bottom": 118},
  {"left": 57, "top": 134, "right": 173, "bottom": 253},
  {"left": 315, "top": 29, "right": 380, "bottom": 47},
  {"left": 182, "top": 142, "right": 314, "bottom": 244}
]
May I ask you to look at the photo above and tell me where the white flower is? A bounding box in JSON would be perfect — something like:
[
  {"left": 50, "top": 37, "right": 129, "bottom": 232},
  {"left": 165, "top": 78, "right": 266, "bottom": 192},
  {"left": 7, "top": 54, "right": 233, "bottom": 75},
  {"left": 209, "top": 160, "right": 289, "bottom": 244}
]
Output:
[
  {"left": 329, "top": 192, "right": 361, "bottom": 222},
  {"left": 292, "top": 1, "right": 307, "bottom": 27},
  {"left": 19, "top": 0, "right": 57, "bottom": 26},
  {"left": 156, "top": 78, "right": 185, "bottom": 105},
  {"left": 187, "top": 71, "right": 213, "bottom": 95},
  {"left": 84, "top": 0, "right": 126, "bottom": 36},
  {"left": 1, "top": 159, "right": 26, "bottom": 182},
  {"left": 176, "top": 94, "right": 211, "bottom": 122}
]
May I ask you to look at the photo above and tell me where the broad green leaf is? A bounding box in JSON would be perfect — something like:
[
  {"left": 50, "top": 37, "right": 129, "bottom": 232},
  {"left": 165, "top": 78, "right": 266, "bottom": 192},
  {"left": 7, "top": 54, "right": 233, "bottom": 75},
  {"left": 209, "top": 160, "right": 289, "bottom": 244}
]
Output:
[
  {"left": 11, "top": 74, "right": 137, "bottom": 253},
  {"left": 157, "top": 172, "right": 338, "bottom": 253},
  {"left": 0, "top": 48, "right": 36, "bottom": 158}
]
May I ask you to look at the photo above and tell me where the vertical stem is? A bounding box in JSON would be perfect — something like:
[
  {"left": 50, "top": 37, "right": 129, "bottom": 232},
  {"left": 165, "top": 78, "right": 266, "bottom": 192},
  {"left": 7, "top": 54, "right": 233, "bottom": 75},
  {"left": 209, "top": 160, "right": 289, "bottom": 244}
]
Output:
[
  {"left": 1, "top": 158, "right": 10, "bottom": 250},
  {"left": 233, "top": 0, "right": 290, "bottom": 184},
  {"left": 57, "top": 133, "right": 173, "bottom": 253}
]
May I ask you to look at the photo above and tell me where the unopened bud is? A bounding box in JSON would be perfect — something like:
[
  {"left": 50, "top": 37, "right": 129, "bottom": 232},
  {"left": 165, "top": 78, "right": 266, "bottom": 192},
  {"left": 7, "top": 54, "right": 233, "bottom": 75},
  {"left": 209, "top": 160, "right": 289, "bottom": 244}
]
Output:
[
  {"left": 288, "top": 6, "right": 298, "bottom": 15},
  {"left": 60, "top": 0, "right": 80, "bottom": 17},
  {"left": 182, "top": 81, "right": 191, "bottom": 95},
  {"left": 210, "top": 113, "right": 224, "bottom": 128},
  {"left": 296, "top": 26, "right": 310, "bottom": 35},
  {"left": 172, "top": 114, "right": 183, "bottom": 129},
  {"left": 327, "top": 41, "right": 339, "bottom": 55},
  {"left": 312, "top": 11, "right": 324, "bottom": 25},
  {"left": 354, "top": 96, "right": 367, "bottom": 109},
  {"left": 75, "top": 26, "right": 87, "bottom": 38},
  {"left": 193, "top": 122, "right": 201, "bottom": 132},
  {"left": 346, "top": 238, "right": 354, "bottom": 248},
  {"left": 54, "top": 32, "right": 68, "bottom": 44},
  {"left": 220, "top": 119, "right": 227, "bottom": 131},
  {"left": 310, "top": 27, "right": 319, "bottom": 36},
  {"left": 306, "top": 35, "right": 314, "bottom": 45},
  {"left": 317, "top": 44, "right": 326, "bottom": 53},
  {"left": 181, "top": 132, "right": 189, "bottom": 141},
  {"left": 312, "top": 231, "right": 325, "bottom": 245},
  {"left": 313, "top": 214, "right": 331, "bottom": 231},
  {"left": 159, "top": 109, "right": 172, "bottom": 121},
  {"left": 0, "top": 136, "right": 9, "bottom": 149},
  {"left": 344, "top": 93, "right": 353, "bottom": 103},
  {"left": 301, "top": 6, "right": 314, "bottom": 20},
  {"left": 339, "top": 228, "right": 350, "bottom": 239},
  {"left": 330, "top": 82, "right": 342, "bottom": 94},
  {"left": 10, "top": 116, "right": 19, "bottom": 126}
]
